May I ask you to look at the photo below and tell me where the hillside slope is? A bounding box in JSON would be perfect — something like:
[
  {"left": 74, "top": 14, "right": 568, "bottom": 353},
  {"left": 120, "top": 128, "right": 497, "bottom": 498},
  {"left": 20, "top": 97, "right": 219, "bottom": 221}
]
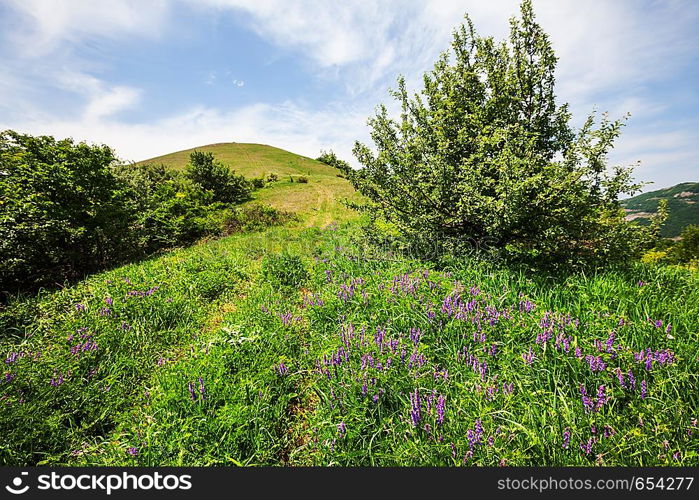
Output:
[
  {"left": 622, "top": 182, "right": 699, "bottom": 238},
  {"left": 139, "top": 142, "right": 358, "bottom": 226}
]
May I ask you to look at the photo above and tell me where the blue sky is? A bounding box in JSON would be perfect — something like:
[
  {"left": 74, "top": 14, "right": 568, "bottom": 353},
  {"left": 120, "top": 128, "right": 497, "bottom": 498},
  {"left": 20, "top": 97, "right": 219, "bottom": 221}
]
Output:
[{"left": 0, "top": 0, "right": 697, "bottom": 192}]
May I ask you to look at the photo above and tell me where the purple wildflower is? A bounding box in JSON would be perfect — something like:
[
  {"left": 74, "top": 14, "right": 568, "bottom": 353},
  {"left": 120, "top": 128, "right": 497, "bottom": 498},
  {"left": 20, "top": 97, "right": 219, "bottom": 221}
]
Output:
[
  {"left": 127, "top": 447, "right": 138, "bottom": 457},
  {"left": 522, "top": 348, "right": 535, "bottom": 365},
  {"left": 640, "top": 380, "right": 647, "bottom": 399},
  {"left": 436, "top": 395, "right": 446, "bottom": 425},
  {"left": 562, "top": 428, "right": 571, "bottom": 450},
  {"left": 276, "top": 362, "right": 288, "bottom": 376},
  {"left": 337, "top": 422, "right": 346, "bottom": 438},
  {"left": 188, "top": 381, "right": 197, "bottom": 401},
  {"left": 409, "top": 388, "right": 421, "bottom": 427}
]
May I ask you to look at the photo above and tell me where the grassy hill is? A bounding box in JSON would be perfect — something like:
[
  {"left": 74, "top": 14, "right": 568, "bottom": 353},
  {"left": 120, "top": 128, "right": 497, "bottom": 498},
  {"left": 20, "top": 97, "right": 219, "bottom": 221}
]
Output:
[
  {"left": 622, "top": 182, "right": 699, "bottom": 238},
  {"left": 139, "top": 142, "right": 359, "bottom": 226}
]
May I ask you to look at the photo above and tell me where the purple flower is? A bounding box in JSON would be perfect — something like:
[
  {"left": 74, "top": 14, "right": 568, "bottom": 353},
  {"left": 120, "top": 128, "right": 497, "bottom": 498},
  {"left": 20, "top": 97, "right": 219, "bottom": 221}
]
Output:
[
  {"left": 276, "top": 362, "right": 288, "bottom": 376},
  {"left": 409, "top": 327, "right": 421, "bottom": 346},
  {"left": 337, "top": 422, "right": 346, "bottom": 438},
  {"left": 75, "top": 303, "right": 85, "bottom": 312},
  {"left": 562, "top": 428, "right": 571, "bottom": 449},
  {"left": 580, "top": 437, "right": 595, "bottom": 455},
  {"left": 127, "top": 447, "right": 138, "bottom": 457},
  {"left": 585, "top": 355, "right": 607, "bottom": 372},
  {"left": 409, "top": 388, "right": 421, "bottom": 427},
  {"left": 522, "top": 348, "right": 535, "bottom": 365},
  {"left": 198, "top": 377, "right": 206, "bottom": 399},
  {"left": 640, "top": 380, "right": 647, "bottom": 399},
  {"left": 105, "top": 296, "right": 113, "bottom": 307},
  {"left": 188, "top": 381, "right": 197, "bottom": 401},
  {"left": 5, "top": 352, "right": 20, "bottom": 364},
  {"left": 436, "top": 395, "right": 446, "bottom": 426}
]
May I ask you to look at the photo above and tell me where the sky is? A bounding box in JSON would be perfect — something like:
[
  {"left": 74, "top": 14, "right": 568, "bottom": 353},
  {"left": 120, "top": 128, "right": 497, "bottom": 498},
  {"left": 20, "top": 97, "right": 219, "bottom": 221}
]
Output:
[{"left": 0, "top": 0, "right": 697, "bottom": 192}]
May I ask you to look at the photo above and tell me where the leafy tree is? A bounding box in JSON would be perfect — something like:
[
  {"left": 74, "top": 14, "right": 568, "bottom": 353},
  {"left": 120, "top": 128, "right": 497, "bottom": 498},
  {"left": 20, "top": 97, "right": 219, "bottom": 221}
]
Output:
[
  {"left": 184, "top": 151, "right": 251, "bottom": 204},
  {"left": 317, "top": 150, "right": 351, "bottom": 175},
  {"left": 670, "top": 225, "right": 699, "bottom": 264},
  {"left": 347, "top": 0, "right": 646, "bottom": 268},
  {"left": 0, "top": 130, "right": 136, "bottom": 292}
]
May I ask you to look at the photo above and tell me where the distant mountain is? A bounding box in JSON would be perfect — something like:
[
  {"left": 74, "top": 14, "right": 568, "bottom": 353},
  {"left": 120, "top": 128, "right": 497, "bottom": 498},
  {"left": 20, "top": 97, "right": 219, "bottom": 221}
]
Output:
[{"left": 621, "top": 182, "right": 699, "bottom": 238}]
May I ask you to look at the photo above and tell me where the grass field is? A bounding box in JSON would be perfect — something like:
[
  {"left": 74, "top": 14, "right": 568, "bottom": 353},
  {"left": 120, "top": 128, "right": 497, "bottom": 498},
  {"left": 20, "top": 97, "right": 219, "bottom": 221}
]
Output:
[
  {"left": 139, "top": 142, "right": 359, "bottom": 226},
  {"left": 1, "top": 221, "right": 697, "bottom": 466}
]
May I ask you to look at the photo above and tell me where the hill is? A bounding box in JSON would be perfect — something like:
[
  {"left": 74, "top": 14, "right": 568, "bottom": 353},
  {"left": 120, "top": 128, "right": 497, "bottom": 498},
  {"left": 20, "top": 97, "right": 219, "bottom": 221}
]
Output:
[
  {"left": 622, "top": 182, "right": 699, "bottom": 238},
  {"left": 139, "top": 142, "right": 359, "bottom": 226}
]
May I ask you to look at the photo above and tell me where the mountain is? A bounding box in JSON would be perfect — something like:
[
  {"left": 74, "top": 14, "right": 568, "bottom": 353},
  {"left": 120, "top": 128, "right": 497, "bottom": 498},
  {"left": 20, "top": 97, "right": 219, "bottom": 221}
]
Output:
[
  {"left": 621, "top": 182, "right": 699, "bottom": 238},
  {"left": 138, "top": 142, "right": 359, "bottom": 225}
]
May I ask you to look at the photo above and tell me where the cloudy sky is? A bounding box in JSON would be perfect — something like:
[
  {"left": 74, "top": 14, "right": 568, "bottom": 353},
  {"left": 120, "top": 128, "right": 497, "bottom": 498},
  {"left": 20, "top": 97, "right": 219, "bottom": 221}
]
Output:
[{"left": 0, "top": 0, "right": 697, "bottom": 192}]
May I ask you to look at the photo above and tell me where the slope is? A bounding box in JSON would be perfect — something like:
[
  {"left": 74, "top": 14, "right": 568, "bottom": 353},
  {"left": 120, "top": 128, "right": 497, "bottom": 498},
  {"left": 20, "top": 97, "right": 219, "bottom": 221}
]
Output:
[
  {"left": 139, "top": 142, "right": 358, "bottom": 225},
  {"left": 622, "top": 182, "right": 699, "bottom": 238}
]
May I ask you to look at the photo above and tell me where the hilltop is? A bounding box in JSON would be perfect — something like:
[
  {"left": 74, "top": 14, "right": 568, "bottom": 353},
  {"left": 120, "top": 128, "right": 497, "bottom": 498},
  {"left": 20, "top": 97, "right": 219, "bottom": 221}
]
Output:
[
  {"left": 622, "top": 182, "right": 699, "bottom": 238},
  {"left": 139, "top": 142, "right": 359, "bottom": 226}
]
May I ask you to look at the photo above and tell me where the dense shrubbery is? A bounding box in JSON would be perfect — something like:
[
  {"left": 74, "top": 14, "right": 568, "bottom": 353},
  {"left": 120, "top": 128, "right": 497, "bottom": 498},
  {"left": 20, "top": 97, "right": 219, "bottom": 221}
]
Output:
[
  {"left": 0, "top": 133, "right": 291, "bottom": 295},
  {"left": 346, "top": 0, "right": 656, "bottom": 269},
  {"left": 0, "top": 130, "right": 137, "bottom": 291},
  {"left": 316, "top": 150, "right": 350, "bottom": 174},
  {"left": 642, "top": 225, "right": 699, "bottom": 268},
  {"left": 184, "top": 151, "right": 251, "bottom": 204}
]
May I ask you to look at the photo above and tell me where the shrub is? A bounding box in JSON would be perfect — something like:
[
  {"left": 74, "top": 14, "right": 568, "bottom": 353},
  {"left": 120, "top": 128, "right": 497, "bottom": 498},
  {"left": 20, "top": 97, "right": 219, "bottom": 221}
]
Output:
[
  {"left": 266, "top": 172, "right": 279, "bottom": 183},
  {"left": 184, "top": 151, "right": 251, "bottom": 204},
  {"left": 250, "top": 177, "right": 266, "bottom": 189},
  {"left": 261, "top": 253, "right": 308, "bottom": 288},
  {"left": 316, "top": 150, "right": 351, "bottom": 175},
  {"left": 669, "top": 225, "right": 699, "bottom": 264},
  {"left": 296, "top": 176, "right": 309, "bottom": 184},
  {"left": 222, "top": 204, "right": 296, "bottom": 234},
  {"left": 346, "top": 0, "right": 647, "bottom": 269},
  {"left": 0, "top": 130, "right": 136, "bottom": 293}
]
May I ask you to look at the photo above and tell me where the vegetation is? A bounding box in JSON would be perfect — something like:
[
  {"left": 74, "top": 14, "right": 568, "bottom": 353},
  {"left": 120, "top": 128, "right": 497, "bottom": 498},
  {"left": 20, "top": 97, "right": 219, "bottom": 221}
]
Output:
[
  {"left": 0, "top": 0, "right": 696, "bottom": 469},
  {"left": 345, "top": 1, "right": 650, "bottom": 269},
  {"left": 0, "top": 224, "right": 697, "bottom": 466},
  {"left": 622, "top": 182, "right": 699, "bottom": 238},
  {"left": 0, "top": 133, "right": 291, "bottom": 296}
]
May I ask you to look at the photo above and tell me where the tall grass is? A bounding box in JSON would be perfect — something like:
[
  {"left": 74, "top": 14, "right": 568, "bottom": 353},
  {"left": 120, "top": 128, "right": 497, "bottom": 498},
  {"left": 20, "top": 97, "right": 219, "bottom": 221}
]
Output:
[{"left": 1, "top": 224, "right": 697, "bottom": 465}]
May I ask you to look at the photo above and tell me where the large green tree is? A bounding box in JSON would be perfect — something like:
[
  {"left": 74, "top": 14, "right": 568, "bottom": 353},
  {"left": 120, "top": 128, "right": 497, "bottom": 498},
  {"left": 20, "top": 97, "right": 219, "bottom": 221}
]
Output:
[{"left": 348, "top": 0, "right": 646, "bottom": 267}]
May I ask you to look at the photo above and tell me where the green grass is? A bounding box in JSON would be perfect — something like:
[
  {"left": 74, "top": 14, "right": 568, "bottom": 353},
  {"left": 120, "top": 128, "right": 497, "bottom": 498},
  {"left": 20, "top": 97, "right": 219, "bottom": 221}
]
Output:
[
  {"left": 139, "top": 142, "right": 360, "bottom": 225},
  {"left": 1, "top": 221, "right": 698, "bottom": 466}
]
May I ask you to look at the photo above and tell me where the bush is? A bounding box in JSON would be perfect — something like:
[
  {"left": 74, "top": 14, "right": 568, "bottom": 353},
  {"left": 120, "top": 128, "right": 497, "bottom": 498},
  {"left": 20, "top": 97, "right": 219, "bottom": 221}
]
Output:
[
  {"left": 261, "top": 253, "right": 308, "bottom": 288},
  {"left": 669, "top": 225, "right": 699, "bottom": 264},
  {"left": 250, "top": 177, "right": 266, "bottom": 189},
  {"left": 346, "top": 0, "right": 647, "bottom": 269},
  {"left": 184, "top": 151, "right": 251, "bottom": 204},
  {"left": 0, "top": 130, "right": 136, "bottom": 293},
  {"left": 296, "top": 176, "right": 309, "bottom": 184},
  {"left": 266, "top": 172, "right": 279, "bottom": 183},
  {"left": 316, "top": 150, "right": 350, "bottom": 175},
  {"left": 222, "top": 204, "right": 296, "bottom": 234}
]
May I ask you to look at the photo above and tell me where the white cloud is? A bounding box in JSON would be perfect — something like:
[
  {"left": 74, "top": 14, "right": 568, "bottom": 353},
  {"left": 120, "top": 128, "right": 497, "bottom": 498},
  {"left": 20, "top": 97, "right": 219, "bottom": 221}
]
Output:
[{"left": 4, "top": 0, "right": 170, "bottom": 57}]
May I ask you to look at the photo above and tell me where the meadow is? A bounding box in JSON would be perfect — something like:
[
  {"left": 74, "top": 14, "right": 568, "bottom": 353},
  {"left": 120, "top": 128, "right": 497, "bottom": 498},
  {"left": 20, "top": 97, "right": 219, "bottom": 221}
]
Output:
[{"left": 2, "top": 219, "right": 697, "bottom": 466}]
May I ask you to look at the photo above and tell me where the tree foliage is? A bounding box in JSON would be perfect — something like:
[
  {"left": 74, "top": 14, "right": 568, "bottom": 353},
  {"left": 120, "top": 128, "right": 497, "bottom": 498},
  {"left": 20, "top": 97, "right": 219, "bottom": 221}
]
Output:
[
  {"left": 0, "top": 130, "right": 135, "bottom": 291},
  {"left": 1, "top": 134, "right": 282, "bottom": 295},
  {"left": 184, "top": 151, "right": 251, "bottom": 204},
  {"left": 347, "top": 0, "right": 647, "bottom": 268}
]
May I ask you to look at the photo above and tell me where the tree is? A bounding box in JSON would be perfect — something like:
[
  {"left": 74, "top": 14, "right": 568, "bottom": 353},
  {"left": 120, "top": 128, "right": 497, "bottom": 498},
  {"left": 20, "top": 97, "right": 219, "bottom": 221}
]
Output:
[
  {"left": 347, "top": 0, "right": 644, "bottom": 267},
  {"left": 184, "top": 151, "right": 251, "bottom": 204},
  {"left": 317, "top": 150, "right": 351, "bottom": 175},
  {"left": 0, "top": 130, "right": 136, "bottom": 292}
]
